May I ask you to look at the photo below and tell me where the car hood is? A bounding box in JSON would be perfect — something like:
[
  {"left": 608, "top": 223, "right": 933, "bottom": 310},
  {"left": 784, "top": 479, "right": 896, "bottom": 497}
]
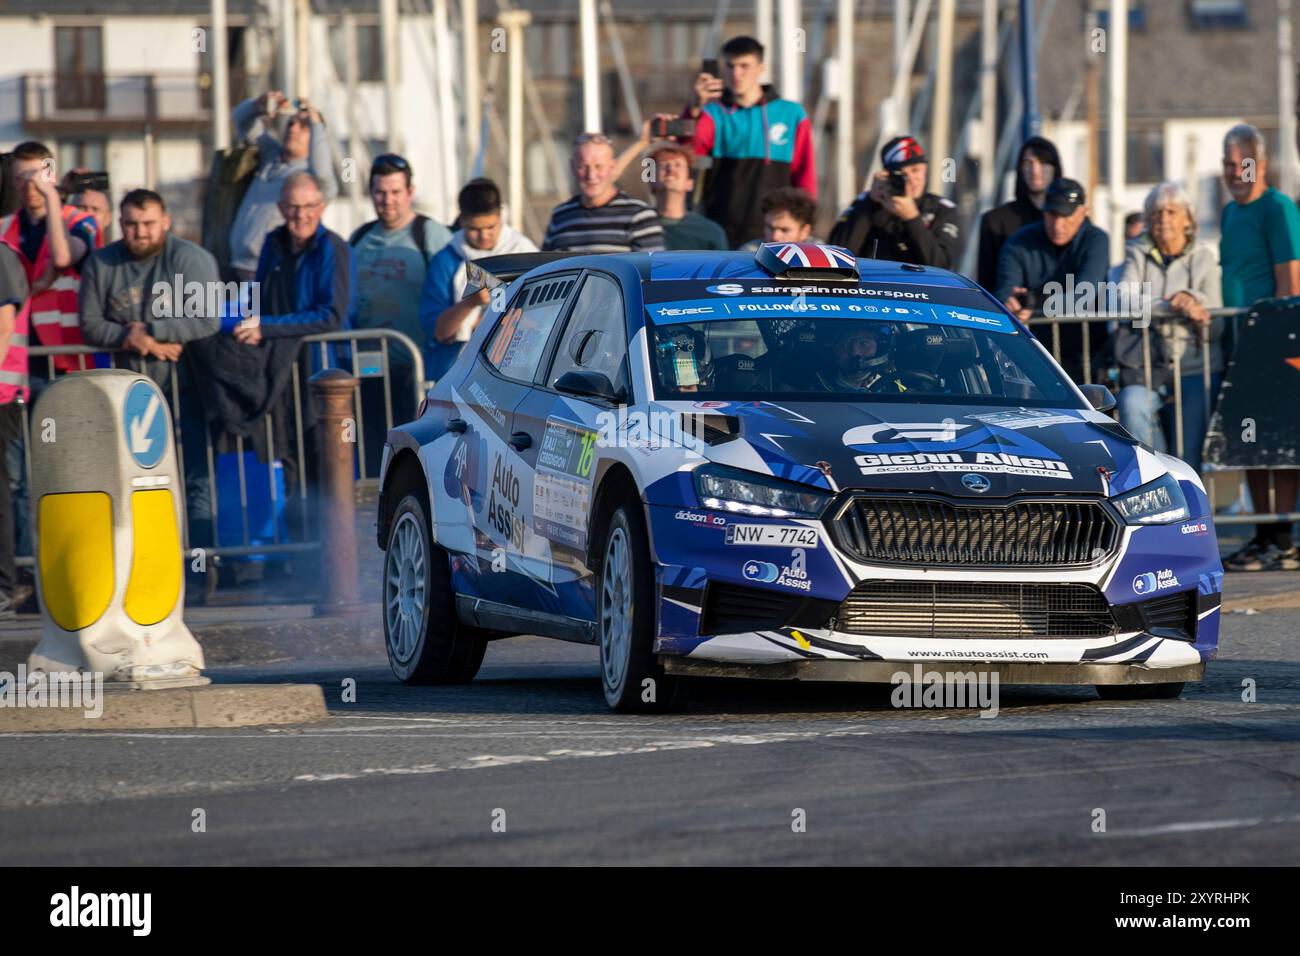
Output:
[{"left": 664, "top": 400, "right": 1149, "bottom": 499}]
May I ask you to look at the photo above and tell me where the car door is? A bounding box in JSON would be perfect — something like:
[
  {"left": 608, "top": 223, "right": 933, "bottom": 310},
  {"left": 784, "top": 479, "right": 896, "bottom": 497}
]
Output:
[
  {"left": 441, "top": 271, "right": 580, "bottom": 607},
  {"left": 509, "top": 270, "right": 631, "bottom": 620}
]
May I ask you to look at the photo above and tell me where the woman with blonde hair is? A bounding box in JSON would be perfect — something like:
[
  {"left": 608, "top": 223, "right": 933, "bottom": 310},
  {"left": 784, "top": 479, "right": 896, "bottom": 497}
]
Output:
[{"left": 1113, "top": 181, "right": 1224, "bottom": 473}]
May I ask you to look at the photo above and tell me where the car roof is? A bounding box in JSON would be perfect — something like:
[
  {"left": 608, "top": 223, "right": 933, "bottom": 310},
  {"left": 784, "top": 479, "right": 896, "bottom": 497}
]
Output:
[
  {"left": 644, "top": 250, "right": 981, "bottom": 290},
  {"left": 514, "top": 250, "right": 983, "bottom": 292}
]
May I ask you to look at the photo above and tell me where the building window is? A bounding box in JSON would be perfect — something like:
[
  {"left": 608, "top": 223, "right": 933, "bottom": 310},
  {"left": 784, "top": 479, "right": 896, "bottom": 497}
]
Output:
[
  {"left": 328, "top": 22, "right": 383, "bottom": 83},
  {"left": 1097, "top": 128, "right": 1164, "bottom": 183},
  {"left": 549, "top": 21, "right": 572, "bottom": 78},
  {"left": 1188, "top": 0, "right": 1249, "bottom": 29},
  {"left": 670, "top": 23, "right": 689, "bottom": 64},
  {"left": 649, "top": 22, "right": 666, "bottom": 64},
  {"left": 58, "top": 140, "right": 106, "bottom": 173},
  {"left": 1092, "top": 4, "right": 1147, "bottom": 31},
  {"left": 197, "top": 26, "right": 248, "bottom": 109},
  {"left": 54, "top": 26, "right": 105, "bottom": 110}
]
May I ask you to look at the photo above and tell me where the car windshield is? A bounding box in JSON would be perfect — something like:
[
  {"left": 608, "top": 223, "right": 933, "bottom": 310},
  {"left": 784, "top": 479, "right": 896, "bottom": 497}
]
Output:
[{"left": 643, "top": 279, "right": 1078, "bottom": 406}]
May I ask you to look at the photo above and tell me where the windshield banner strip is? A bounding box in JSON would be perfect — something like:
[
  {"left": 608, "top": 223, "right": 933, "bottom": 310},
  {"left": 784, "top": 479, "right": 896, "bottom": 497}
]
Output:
[{"left": 645, "top": 297, "right": 1015, "bottom": 334}]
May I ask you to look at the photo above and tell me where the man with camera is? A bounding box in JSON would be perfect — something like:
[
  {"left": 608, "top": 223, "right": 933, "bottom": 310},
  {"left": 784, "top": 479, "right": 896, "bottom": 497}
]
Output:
[
  {"left": 228, "top": 91, "right": 339, "bottom": 280},
  {"left": 829, "top": 136, "right": 960, "bottom": 269},
  {"left": 685, "top": 35, "right": 816, "bottom": 249}
]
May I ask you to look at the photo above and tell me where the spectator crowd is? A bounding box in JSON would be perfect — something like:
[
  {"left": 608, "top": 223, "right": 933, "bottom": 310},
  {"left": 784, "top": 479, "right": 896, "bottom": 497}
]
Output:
[{"left": 1, "top": 31, "right": 1299, "bottom": 622}]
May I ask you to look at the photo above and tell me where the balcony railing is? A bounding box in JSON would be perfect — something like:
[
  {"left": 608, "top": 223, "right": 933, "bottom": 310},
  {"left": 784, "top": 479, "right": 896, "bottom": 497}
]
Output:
[{"left": 22, "top": 73, "right": 212, "bottom": 135}]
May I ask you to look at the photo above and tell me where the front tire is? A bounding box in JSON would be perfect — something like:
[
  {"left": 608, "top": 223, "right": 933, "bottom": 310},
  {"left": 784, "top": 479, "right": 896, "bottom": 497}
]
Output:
[
  {"left": 384, "top": 493, "right": 487, "bottom": 684},
  {"left": 597, "top": 502, "right": 676, "bottom": 712},
  {"left": 1095, "top": 682, "right": 1185, "bottom": 700}
]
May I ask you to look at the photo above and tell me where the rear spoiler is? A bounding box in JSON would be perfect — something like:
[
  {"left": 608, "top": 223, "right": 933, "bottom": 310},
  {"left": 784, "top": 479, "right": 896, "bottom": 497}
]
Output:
[{"left": 463, "top": 252, "right": 586, "bottom": 297}]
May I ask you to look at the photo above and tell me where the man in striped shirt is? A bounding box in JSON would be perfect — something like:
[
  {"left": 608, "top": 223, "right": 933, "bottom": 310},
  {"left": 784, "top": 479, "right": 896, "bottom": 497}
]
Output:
[{"left": 543, "top": 133, "right": 664, "bottom": 253}]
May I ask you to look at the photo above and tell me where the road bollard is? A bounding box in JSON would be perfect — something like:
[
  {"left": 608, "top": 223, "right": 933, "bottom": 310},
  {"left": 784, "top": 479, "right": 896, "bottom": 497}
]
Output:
[
  {"left": 26, "top": 370, "right": 207, "bottom": 688},
  {"left": 310, "top": 368, "right": 365, "bottom": 616}
]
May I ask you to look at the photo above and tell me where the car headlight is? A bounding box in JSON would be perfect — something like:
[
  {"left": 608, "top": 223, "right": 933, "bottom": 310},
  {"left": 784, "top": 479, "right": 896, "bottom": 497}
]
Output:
[
  {"left": 1109, "top": 473, "right": 1190, "bottom": 525},
  {"left": 693, "top": 465, "right": 832, "bottom": 518}
]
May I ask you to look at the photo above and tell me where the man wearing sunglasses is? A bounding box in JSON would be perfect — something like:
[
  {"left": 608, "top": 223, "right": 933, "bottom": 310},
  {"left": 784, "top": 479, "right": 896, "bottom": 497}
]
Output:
[{"left": 229, "top": 91, "right": 340, "bottom": 281}]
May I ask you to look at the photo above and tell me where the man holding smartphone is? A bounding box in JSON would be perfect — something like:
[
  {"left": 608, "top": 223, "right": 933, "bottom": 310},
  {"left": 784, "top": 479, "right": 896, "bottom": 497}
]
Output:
[
  {"left": 994, "top": 178, "right": 1110, "bottom": 384},
  {"left": 686, "top": 36, "right": 816, "bottom": 248},
  {"left": 829, "top": 136, "right": 960, "bottom": 268},
  {"left": 228, "top": 91, "right": 339, "bottom": 280}
]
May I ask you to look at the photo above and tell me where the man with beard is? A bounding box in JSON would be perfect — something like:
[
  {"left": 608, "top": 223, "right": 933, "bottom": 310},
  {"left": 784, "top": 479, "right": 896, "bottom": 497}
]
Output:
[
  {"left": 814, "top": 323, "right": 910, "bottom": 393},
  {"left": 79, "top": 189, "right": 222, "bottom": 562},
  {"left": 79, "top": 189, "right": 221, "bottom": 370}
]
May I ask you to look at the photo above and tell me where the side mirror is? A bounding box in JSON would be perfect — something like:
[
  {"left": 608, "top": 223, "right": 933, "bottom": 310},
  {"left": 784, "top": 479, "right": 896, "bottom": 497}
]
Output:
[
  {"left": 555, "top": 369, "right": 625, "bottom": 404},
  {"left": 1080, "top": 383, "right": 1116, "bottom": 413}
]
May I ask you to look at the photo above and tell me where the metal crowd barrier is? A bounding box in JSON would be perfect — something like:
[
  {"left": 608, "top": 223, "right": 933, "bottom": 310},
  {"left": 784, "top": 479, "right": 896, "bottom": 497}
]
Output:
[
  {"left": 1028, "top": 309, "right": 1300, "bottom": 525},
  {"left": 13, "top": 329, "right": 426, "bottom": 569},
  {"left": 9, "top": 313, "right": 1297, "bottom": 574}
]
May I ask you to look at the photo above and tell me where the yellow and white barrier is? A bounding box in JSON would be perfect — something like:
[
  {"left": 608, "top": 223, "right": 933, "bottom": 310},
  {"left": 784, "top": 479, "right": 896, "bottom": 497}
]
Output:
[{"left": 26, "top": 370, "right": 205, "bottom": 687}]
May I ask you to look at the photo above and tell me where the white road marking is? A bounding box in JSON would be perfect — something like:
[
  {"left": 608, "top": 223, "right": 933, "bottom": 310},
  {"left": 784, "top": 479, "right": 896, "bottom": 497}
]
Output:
[
  {"left": 292, "top": 732, "right": 822, "bottom": 781},
  {"left": 1109, "top": 814, "right": 1300, "bottom": 837}
]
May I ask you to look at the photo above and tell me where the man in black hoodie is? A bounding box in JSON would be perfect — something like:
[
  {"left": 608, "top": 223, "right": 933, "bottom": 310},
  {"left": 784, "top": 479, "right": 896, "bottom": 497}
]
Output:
[{"left": 976, "top": 136, "right": 1062, "bottom": 291}]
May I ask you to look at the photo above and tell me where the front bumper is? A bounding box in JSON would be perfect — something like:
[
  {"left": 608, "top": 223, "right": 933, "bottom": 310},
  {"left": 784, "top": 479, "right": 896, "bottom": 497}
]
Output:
[
  {"left": 662, "top": 656, "right": 1205, "bottom": 685},
  {"left": 648, "top": 500, "right": 1223, "bottom": 677}
]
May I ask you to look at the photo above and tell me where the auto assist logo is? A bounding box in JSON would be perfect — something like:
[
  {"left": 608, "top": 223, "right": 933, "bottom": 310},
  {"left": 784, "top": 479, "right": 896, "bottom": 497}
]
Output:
[
  {"left": 843, "top": 421, "right": 1074, "bottom": 480},
  {"left": 742, "top": 549, "right": 811, "bottom": 591},
  {"left": 1133, "top": 569, "right": 1180, "bottom": 595}
]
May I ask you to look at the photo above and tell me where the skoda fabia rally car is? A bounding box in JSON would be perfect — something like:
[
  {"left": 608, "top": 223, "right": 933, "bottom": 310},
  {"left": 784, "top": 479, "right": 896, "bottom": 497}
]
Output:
[{"left": 376, "top": 242, "right": 1223, "bottom": 711}]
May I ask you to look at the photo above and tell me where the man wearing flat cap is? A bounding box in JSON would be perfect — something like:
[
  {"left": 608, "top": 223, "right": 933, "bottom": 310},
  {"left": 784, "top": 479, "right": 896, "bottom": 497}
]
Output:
[{"left": 829, "top": 135, "right": 961, "bottom": 268}]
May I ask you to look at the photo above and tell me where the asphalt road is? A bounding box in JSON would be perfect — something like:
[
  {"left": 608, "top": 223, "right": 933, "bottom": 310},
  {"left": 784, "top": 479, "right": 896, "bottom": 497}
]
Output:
[{"left": 1, "top": 577, "right": 1298, "bottom": 866}]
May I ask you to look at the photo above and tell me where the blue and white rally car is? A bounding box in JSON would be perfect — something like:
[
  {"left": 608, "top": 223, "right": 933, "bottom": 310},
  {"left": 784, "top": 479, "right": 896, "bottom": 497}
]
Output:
[{"left": 376, "top": 242, "right": 1223, "bottom": 711}]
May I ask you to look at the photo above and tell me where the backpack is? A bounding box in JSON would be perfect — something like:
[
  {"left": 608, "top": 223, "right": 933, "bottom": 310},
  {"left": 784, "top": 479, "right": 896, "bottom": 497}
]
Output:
[
  {"left": 201, "top": 146, "right": 261, "bottom": 280},
  {"left": 350, "top": 213, "right": 437, "bottom": 264}
]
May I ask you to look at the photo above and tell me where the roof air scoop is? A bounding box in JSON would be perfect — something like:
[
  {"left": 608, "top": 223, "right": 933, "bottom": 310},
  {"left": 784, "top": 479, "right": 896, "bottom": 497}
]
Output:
[{"left": 755, "top": 242, "right": 860, "bottom": 280}]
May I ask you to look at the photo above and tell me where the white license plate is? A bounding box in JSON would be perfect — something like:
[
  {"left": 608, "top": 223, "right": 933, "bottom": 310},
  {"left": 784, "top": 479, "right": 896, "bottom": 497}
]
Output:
[{"left": 725, "top": 524, "right": 819, "bottom": 547}]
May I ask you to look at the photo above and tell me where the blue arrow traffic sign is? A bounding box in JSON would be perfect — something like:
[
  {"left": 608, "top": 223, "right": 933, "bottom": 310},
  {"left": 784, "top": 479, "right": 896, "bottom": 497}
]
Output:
[{"left": 123, "top": 380, "right": 168, "bottom": 469}]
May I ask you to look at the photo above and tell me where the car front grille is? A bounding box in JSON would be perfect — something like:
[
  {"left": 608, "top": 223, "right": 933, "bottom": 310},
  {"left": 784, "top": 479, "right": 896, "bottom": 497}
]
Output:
[
  {"left": 830, "top": 496, "right": 1120, "bottom": 568},
  {"left": 835, "top": 581, "right": 1117, "bottom": 639}
]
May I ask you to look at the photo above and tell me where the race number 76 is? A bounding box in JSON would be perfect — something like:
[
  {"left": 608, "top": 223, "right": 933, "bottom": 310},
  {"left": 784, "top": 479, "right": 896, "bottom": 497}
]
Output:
[{"left": 576, "top": 432, "right": 596, "bottom": 478}]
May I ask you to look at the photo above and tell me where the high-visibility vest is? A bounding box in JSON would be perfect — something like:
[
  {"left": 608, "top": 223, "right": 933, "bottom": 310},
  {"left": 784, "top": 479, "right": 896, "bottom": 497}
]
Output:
[
  {"left": 0, "top": 294, "right": 30, "bottom": 404},
  {"left": 0, "top": 205, "right": 102, "bottom": 375}
]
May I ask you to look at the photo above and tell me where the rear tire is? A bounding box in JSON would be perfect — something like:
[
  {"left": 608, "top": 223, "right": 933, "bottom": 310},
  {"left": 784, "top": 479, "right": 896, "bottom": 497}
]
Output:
[
  {"left": 1095, "top": 682, "right": 1184, "bottom": 700},
  {"left": 597, "top": 501, "right": 677, "bottom": 712},
  {"left": 384, "top": 493, "right": 487, "bottom": 684}
]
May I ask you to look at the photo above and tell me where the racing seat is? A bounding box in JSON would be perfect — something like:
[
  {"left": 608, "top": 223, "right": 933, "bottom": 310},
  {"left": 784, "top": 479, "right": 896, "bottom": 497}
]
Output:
[
  {"left": 893, "top": 329, "right": 949, "bottom": 378},
  {"left": 712, "top": 352, "right": 774, "bottom": 392}
]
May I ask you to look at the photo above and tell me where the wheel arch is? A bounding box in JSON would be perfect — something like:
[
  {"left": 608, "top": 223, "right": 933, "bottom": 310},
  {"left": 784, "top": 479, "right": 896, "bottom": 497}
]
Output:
[
  {"left": 587, "top": 459, "right": 650, "bottom": 573},
  {"left": 377, "top": 448, "right": 429, "bottom": 550}
]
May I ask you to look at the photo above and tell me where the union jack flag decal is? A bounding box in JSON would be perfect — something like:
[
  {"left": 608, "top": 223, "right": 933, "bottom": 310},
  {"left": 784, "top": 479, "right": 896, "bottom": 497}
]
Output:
[{"left": 756, "top": 241, "right": 859, "bottom": 277}]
